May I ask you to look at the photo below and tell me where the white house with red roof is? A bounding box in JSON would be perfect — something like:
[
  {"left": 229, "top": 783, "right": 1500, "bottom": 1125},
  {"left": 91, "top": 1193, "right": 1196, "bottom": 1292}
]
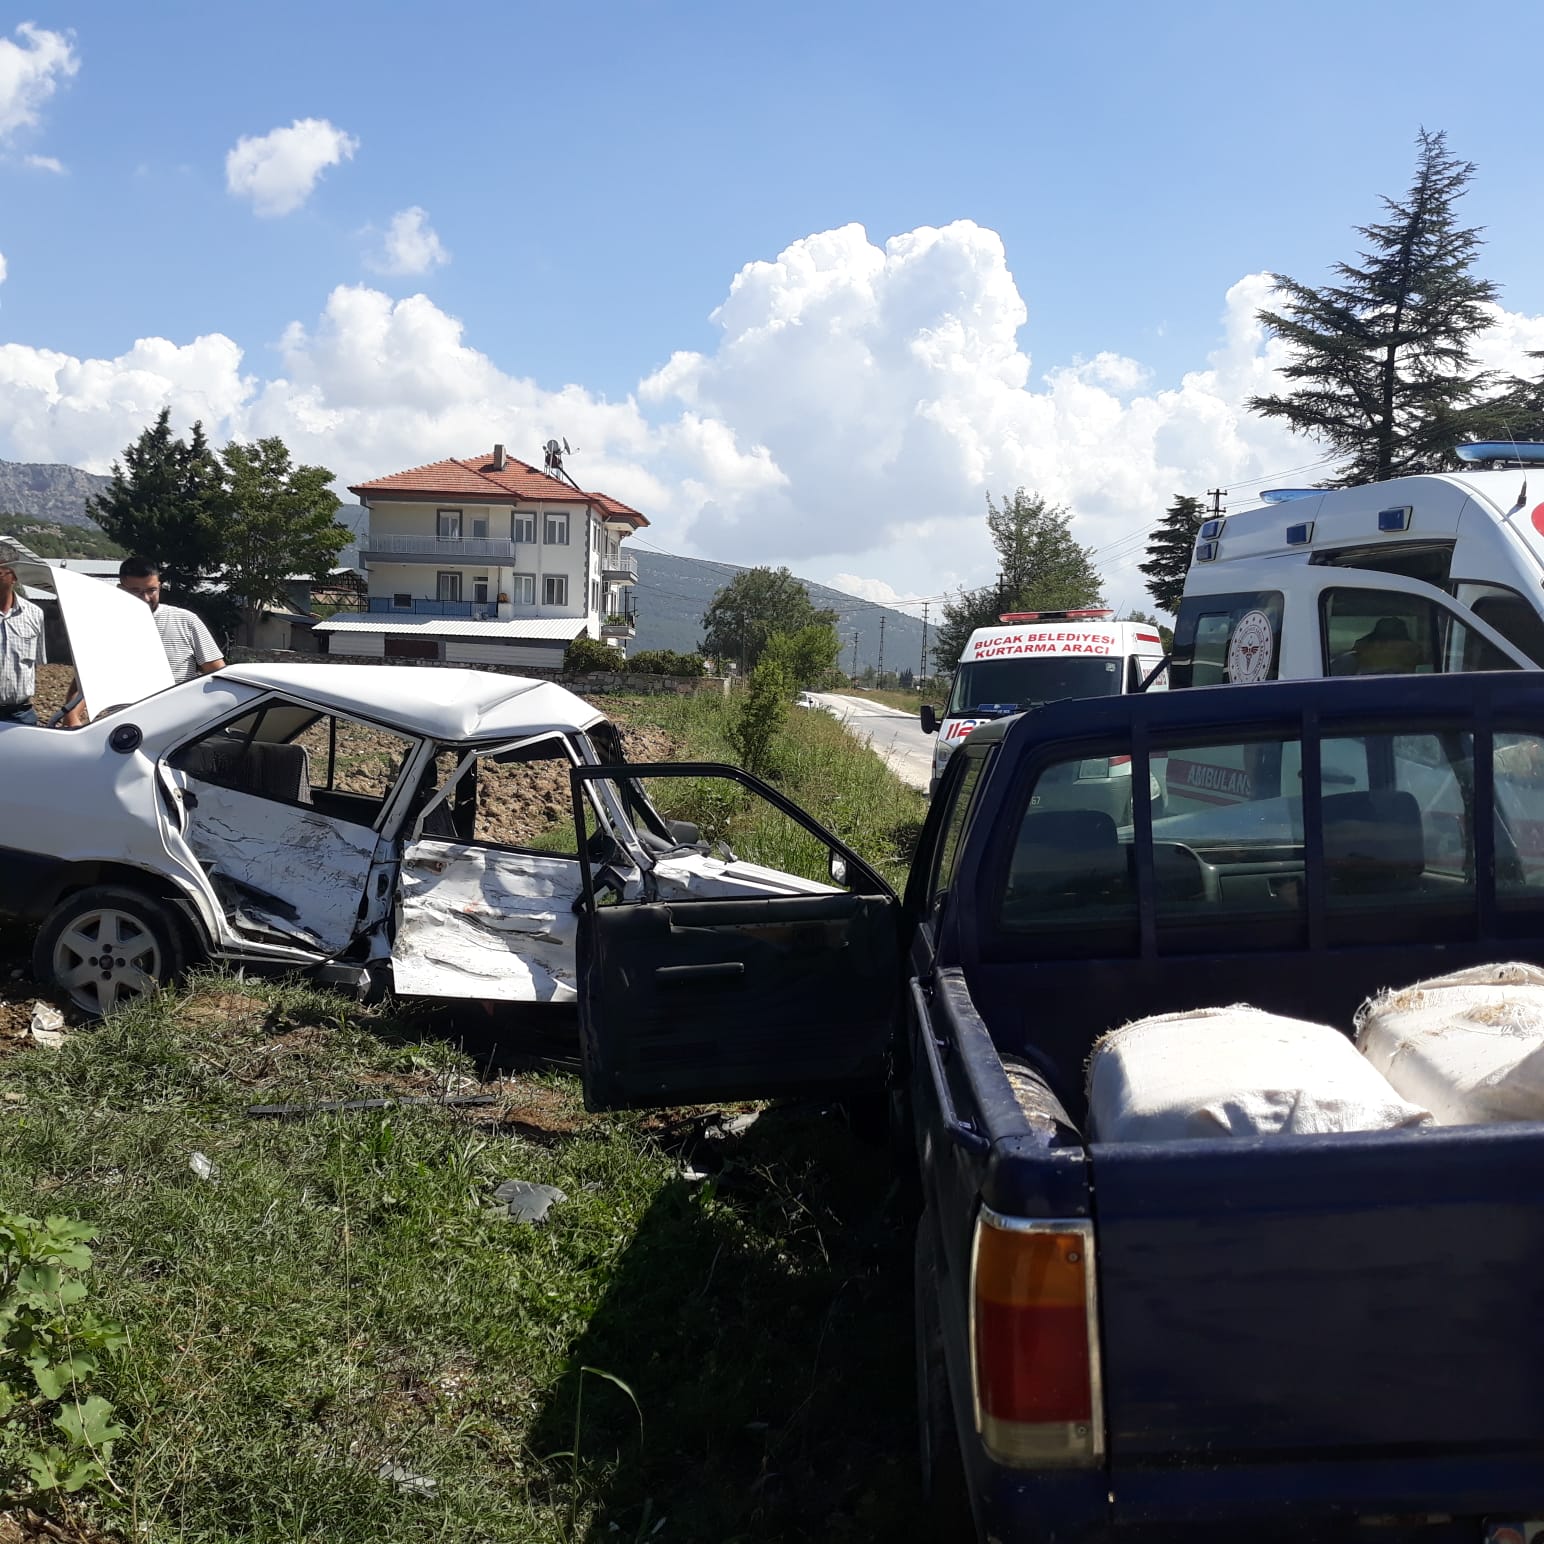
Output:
[{"left": 316, "top": 444, "right": 647, "bottom": 667}]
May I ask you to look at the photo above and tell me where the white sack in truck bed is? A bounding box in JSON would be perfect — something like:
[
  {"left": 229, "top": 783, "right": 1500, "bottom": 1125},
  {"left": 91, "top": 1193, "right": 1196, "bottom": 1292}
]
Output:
[
  {"left": 1356, "top": 963, "right": 1544, "bottom": 1126},
  {"left": 1088, "top": 1007, "right": 1432, "bottom": 1143}
]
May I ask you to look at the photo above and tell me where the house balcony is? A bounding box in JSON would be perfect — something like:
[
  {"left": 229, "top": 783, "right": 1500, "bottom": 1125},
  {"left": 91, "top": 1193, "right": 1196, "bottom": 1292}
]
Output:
[
  {"left": 600, "top": 551, "right": 638, "bottom": 585},
  {"left": 600, "top": 612, "right": 637, "bottom": 639},
  {"left": 361, "top": 535, "right": 524, "bottom": 562},
  {"left": 366, "top": 597, "right": 495, "bottom": 619}
]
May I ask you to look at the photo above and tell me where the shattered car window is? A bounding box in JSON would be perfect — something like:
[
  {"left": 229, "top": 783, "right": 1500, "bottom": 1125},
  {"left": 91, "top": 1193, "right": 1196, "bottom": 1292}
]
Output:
[
  {"left": 170, "top": 703, "right": 415, "bottom": 827},
  {"left": 422, "top": 738, "right": 595, "bottom": 855}
]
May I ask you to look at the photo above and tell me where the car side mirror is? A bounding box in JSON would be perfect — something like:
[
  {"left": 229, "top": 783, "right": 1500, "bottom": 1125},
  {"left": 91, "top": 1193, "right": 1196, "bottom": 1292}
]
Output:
[
  {"left": 920, "top": 704, "right": 938, "bottom": 735},
  {"left": 829, "top": 852, "right": 848, "bottom": 887}
]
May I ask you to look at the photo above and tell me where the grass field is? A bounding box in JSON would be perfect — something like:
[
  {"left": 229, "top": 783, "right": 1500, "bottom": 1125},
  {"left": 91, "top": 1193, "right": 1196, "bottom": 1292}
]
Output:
[{"left": 0, "top": 691, "right": 925, "bottom": 1542}]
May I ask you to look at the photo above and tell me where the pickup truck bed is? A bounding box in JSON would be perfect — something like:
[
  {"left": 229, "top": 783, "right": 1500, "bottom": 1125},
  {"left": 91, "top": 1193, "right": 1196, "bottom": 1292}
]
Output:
[{"left": 910, "top": 675, "right": 1544, "bottom": 1542}]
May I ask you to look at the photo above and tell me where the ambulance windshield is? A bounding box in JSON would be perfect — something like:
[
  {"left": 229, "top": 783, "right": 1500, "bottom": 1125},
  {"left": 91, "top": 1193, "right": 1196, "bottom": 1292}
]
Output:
[{"left": 945, "top": 655, "right": 1122, "bottom": 717}]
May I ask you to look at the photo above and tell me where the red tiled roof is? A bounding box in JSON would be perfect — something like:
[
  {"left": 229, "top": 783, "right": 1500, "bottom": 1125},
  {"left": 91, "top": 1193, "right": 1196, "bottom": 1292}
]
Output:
[{"left": 349, "top": 451, "right": 648, "bottom": 526}]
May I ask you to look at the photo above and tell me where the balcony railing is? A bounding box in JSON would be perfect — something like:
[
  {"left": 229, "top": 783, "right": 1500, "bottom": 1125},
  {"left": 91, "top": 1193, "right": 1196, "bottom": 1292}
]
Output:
[
  {"left": 367, "top": 597, "right": 495, "bottom": 619},
  {"left": 362, "top": 535, "right": 524, "bottom": 561},
  {"left": 600, "top": 551, "right": 639, "bottom": 583},
  {"left": 600, "top": 614, "right": 637, "bottom": 638}
]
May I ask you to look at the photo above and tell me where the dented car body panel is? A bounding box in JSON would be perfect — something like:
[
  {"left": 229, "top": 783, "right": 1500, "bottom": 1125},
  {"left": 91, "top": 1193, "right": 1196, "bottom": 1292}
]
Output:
[{"left": 2, "top": 578, "right": 853, "bottom": 1007}]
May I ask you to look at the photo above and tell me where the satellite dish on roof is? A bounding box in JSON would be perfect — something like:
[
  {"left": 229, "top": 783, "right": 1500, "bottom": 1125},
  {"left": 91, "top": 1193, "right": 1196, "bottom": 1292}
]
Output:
[{"left": 545, "top": 439, "right": 561, "bottom": 456}]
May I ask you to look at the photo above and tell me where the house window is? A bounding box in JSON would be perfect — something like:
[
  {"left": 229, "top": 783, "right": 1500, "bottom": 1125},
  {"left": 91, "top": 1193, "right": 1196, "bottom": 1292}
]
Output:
[
  {"left": 437, "top": 571, "right": 462, "bottom": 602},
  {"left": 592, "top": 581, "right": 600, "bottom": 613},
  {"left": 392, "top": 593, "right": 412, "bottom": 610},
  {"left": 512, "top": 513, "right": 536, "bottom": 545},
  {"left": 437, "top": 509, "right": 462, "bottom": 540},
  {"left": 543, "top": 574, "right": 568, "bottom": 607},
  {"left": 509, "top": 572, "right": 536, "bottom": 605},
  {"left": 544, "top": 512, "right": 569, "bottom": 546},
  {"left": 473, "top": 577, "right": 490, "bottom": 604},
  {"left": 471, "top": 515, "right": 489, "bottom": 540}
]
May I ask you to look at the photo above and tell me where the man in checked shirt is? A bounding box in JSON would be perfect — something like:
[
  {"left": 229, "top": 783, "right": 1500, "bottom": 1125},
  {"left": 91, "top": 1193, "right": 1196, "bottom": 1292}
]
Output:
[{"left": 0, "top": 561, "right": 46, "bottom": 726}]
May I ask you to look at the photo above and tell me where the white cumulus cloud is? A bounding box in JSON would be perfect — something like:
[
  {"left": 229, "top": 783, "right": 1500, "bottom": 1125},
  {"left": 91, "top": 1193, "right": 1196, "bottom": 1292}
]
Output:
[
  {"left": 23, "top": 152, "right": 64, "bottom": 173},
  {"left": 4, "top": 221, "right": 1544, "bottom": 614},
  {"left": 225, "top": 117, "right": 358, "bottom": 217},
  {"left": 0, "top": 251, "right": 7, "bottom": 285},
  {"left": 0, "top": 22, "right": 76, "bottom": 146},
  {"left": 366, "top": 207, "right": 450, "bottom": 277}
]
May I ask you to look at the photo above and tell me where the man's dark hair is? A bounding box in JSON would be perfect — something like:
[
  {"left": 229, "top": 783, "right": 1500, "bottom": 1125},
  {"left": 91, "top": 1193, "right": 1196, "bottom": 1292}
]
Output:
[{"left": 119, "top": 557, "right": 160, "bottom": 581}]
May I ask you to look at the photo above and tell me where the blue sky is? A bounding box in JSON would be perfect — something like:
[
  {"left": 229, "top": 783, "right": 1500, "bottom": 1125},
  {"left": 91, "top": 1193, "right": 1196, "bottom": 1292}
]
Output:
[{"left": 6, "top": 0, "right": 1544, "bottom": 612}]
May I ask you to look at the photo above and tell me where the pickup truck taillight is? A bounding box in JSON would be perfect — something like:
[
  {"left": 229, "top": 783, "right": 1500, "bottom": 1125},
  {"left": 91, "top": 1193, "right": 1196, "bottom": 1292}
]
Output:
[{"left": 970, "top": 1210, "right": 1104, "bottom": 1468}]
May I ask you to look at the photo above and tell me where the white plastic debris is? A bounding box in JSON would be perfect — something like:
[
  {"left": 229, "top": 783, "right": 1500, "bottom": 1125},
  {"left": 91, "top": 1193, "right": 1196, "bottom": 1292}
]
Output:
[
  {"left": 1088, "top": 1005, "right": 1432, "bottom": 1143},
  {"left": 28, "top": 1003, "right": 64, "bottom": 1048},
  {"left": 376, "top": 1461, "right": 437, "bottom": 1498},
  {"left": 1357, "top": 963, "right": 1544, "bottom": 1125},
  {"left": 189, "top": 1151, "right": 219, "bottom": 1183},
  {"left": 489, "top": 1179, "right": 566, "bottom": 1224}
]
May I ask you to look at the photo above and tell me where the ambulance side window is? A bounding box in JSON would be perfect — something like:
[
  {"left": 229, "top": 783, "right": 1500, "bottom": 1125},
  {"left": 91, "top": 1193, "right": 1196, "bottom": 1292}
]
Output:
[
  {"left": 1171, "top": 591, "right": 1284, "bottom": 689},
  {"left": 1320, "top": 587, "right": 1518, "bottom": 677}
]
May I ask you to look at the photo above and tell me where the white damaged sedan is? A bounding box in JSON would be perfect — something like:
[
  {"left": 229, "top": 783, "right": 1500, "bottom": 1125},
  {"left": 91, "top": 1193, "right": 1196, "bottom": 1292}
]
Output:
[{"left": 1, "top": 558, "right": 853, "bottom": 1016}]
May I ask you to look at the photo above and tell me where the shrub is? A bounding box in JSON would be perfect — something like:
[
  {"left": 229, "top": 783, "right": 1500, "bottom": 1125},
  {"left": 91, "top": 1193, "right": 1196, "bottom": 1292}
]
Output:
[
  {"left": 726, "top": 658, "right": 790, "bottom": 776},
  {"left": 626, "top": 650, "right": 705, "bottom": 677},
  {"left": 0, "top": 1210, "right": 125, "bottom": 1501},
  {"left": 564, "top": 636, "right": 619, "bottom": 673}
]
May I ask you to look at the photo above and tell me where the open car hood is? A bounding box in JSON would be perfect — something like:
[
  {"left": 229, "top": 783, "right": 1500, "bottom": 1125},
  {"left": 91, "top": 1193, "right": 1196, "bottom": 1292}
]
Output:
[{"left": 0, "top": 540, "right": 175, "bottom": 717}]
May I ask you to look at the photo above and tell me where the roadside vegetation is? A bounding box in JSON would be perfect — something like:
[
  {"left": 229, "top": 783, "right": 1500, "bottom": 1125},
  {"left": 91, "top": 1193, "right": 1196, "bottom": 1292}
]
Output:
[{"left": 0, "top": 686, "right": 925, "bottom": 1541}]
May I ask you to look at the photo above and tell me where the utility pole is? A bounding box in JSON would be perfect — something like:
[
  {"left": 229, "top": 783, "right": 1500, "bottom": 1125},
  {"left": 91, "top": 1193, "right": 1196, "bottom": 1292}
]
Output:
[
  {"left": 877, "top": 615, "right": 886, "bottom": 687},
  {"left": 850, "top": 628, "right": 859, "bottom": 677},
  {"left": 920, "top": 600, "right": 929, "bottom": 685},
  {"left": 1206, "top": 487, "right": 1227, "bottom": 519}
]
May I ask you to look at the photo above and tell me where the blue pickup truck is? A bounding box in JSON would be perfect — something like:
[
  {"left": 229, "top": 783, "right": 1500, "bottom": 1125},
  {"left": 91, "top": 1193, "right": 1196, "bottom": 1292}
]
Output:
[{"left": 569, "top": 671, "right": 1544, "bottom": 1544}]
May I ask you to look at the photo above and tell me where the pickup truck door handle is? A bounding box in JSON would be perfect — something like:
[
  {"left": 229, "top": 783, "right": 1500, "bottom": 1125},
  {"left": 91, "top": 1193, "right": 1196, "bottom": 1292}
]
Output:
[
  {"left": 654, "top": 962, "right": 746, "bottom": 985},
  {"left": 912, "top": 982, "right": 990, "bottom": 1155}
]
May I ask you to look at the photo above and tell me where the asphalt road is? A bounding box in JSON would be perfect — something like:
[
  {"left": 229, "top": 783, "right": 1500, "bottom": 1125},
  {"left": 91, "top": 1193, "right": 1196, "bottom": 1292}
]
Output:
[{"left": 806, "top": 693, "right": 934, "bottom": 793}]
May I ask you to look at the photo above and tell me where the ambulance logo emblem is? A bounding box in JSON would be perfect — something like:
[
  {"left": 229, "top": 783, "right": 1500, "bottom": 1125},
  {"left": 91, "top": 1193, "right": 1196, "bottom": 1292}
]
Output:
[{"left": 1226, "top": 610, "right": 1275, "bottom": 684}]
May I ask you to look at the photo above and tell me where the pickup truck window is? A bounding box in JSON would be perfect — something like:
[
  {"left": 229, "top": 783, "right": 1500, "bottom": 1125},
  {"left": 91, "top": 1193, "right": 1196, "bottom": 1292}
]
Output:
[
  {"left": 931, "top": 748, "right": 989, "bottom": 908},
  {"left": 997, "top": 722, "right": 1488, "bottom": 955},
  {"left": 1321, "top": 586, "right": 1518, "bottom": 675}
]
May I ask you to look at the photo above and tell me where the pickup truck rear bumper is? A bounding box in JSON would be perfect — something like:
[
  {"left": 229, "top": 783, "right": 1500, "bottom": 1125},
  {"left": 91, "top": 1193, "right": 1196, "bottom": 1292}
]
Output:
[{"left": 970, "top": 1450, "right": 1544, "bottom": 1542}]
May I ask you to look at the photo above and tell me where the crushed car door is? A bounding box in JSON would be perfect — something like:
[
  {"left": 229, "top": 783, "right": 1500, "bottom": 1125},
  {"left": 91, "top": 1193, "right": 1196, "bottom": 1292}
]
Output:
[
  {"left": 391, "top": 733, "right": 617, "bottom": 1002},
  {"left": 570, "top": 761, "right": 902, "bottom": 1110},
  {"left": 161, "top": 703, "right": 411, "bottom": 954}
]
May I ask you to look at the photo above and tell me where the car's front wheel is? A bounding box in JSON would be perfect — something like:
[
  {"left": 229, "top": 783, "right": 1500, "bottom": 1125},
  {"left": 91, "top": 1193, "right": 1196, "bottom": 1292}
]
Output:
[{"left": 33, "top": 886, "right": 187, "bottom": 1018}]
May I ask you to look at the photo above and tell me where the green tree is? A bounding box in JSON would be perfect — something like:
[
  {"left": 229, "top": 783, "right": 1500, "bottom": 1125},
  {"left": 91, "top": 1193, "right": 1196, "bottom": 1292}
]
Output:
[
  {"left": 1137, "top": 494, "right": 1206, "bottom": 614},
  {"left": 933, "top": 490, "right": 1104, "bottom": 668},
  {"left": 219, "top": 438, "right": 346, "bottom": 645},
  {"left": 701, "top": 567, "right": 837, "bottom": 673},
  {"left": 86, "top": 408, "right": 225, "bottom": 605},
  {"left": 761, "top": 623, "right": 841, "bottom": 690},
  {"left": 1248, "top": 129, "right": 1502, "bottom": 485}
]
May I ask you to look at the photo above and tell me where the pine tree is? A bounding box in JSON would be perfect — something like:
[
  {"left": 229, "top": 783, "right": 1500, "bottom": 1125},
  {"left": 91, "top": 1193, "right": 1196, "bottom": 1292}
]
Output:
[
  {"left": 1138, "top": 494, "right": 1205, "bottom": 614},
  {"left": 933, "top": 490, "right": 1104, "bottom": 668},
  {"left": 1249, "top": 129, "right": 1500, "bottom": 485},
  {"left": 86, "top": 408, "right": 225, "bottom": 603}
]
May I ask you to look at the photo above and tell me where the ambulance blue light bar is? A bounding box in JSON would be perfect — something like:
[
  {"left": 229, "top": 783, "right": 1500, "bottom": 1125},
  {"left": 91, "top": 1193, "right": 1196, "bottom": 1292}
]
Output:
[
  {"left": 1194, "top": 540, "right": 1219, "bottom": 563},
  {"left": 1261, "top": 489, "right": 1321, "bottom": 503},
  {"left": 1455, "top": 442, "right": 1544, "bottom": 465},
  {"left": 1286, "top": 521, "right": 1315, "bottom": 545},
  {"left": 1378, "top": 506, "right": 1413, "bottom": 532},
  {"left": 1199, "top": 518, "right": 1225, "bottom": 540}
]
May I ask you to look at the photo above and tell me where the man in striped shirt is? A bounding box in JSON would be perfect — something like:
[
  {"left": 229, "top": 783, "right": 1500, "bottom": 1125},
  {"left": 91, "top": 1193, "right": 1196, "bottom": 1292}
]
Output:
[{"left": 0, "top": 562, "right": 46, "bottom": 725}]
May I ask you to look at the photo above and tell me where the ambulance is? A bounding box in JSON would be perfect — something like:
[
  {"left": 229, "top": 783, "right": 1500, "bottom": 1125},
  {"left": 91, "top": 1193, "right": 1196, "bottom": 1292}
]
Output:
[
  {"left": 1171, "top": 444, "right": 1544, "bottom": 690},
  {"left": 920, "top": 610, "right": 1168, "bottom": 797}
]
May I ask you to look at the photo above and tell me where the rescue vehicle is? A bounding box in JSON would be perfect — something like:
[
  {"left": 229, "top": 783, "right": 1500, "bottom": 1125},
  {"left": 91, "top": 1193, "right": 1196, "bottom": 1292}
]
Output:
[
  {"left": 919, "top": 611, "right": 1167, "bottom": 797},
  {"left": 1172, "top": 442, "right": 1544, "bottom": 689}
]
